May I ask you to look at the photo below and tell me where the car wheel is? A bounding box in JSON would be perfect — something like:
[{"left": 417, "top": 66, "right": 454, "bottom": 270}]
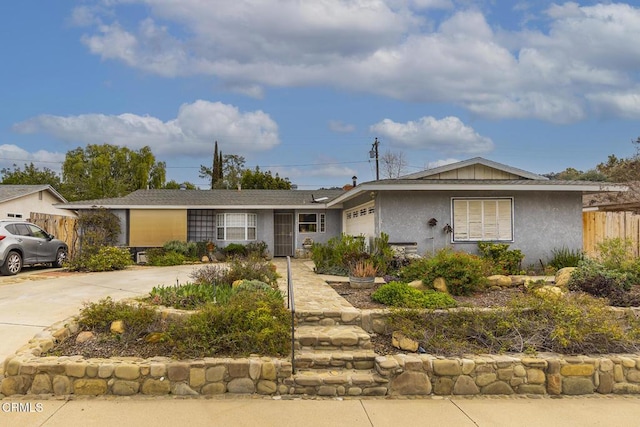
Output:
[
  {"left": 53, "top": 248, "right": 67, "bottom": 268},
  {"left": 1, "top": 251, "right": 22, "bottom": 275}
]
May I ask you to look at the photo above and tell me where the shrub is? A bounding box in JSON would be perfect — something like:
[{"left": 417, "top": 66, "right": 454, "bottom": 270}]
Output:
[
  {"left": 596, "top": 238, "right": 640, "bottom": 274},
  {"left": 311, "top": 233, "right": 393, "bottom": 275},
  {"left": 372, "top": 281, "right": 457, "bottom": 309},
  {"left": 223, "top": 243, "right": 247, "bottom": 257},
  {"left": 386, "top": 292, "right": 640, "bottom": 355},
  {"left": 189, "top": 264, "right": 231, "bottom": 287},
  {"left": 245, "top": 241, "right": 268, "bottom": 258},
  {"left": 349, "top": 260, "right": 378, "bottom": 278},
  {"left": 66, "top": 246, "right": 133, "bottom": 272},
  {"left": 398, "top": 257, "right": 431, "bottom": 282},
  {"left": 225, "top": 255, "right": 279, "bottom": 287},
  {"left": 173, "top": 287, "right": 290, "bottom": 357},
  {"left": 148, "top": 282, "right": 233, "bottom": 309},
  {"left": 146, "top": 248, "right": 186, "bottom": 266},
  {"left": 163, "top": 240, "right": 198, "bottom": 258},
  {"left": 420, "top": 249, "right": 488, "bottom": 296},
  {"left": 548, "top": 246, "right": 585, "bottom": 270},
  {"left": 568, "top": 258, "right": 640, "bottom": 307},
  {"left": 477, "top": 242, "right": 524, "bottom": 275},
  {"left": 78, "top": 297, "right": 158, "bottom": 337}
]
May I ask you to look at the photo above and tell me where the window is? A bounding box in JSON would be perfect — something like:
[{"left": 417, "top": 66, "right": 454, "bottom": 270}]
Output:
[
  {"left": 298, "top": 213, "right": 325, "bottom": 233},
  {"left": 216, "top": 213, "right": 257, "bottom": 241},
  {"left": 452, "top": 198, "right": 513, "bottom": 242},
  {"left": 7, "top": 213, "right": 23, "bottom": 218},
  {"left": 188, "top": 210, "right": 216, "bottom": 242}
]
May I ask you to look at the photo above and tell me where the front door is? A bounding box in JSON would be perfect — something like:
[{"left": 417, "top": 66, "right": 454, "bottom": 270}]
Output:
[{"left": 274, "top": 213, "right": 294, "bottom": 257}]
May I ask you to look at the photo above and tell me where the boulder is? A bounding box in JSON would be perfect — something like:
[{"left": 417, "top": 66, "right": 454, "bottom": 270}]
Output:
[
  {"left": 555, "top": 267, "right": 577, "bottom": 288},
  {"left": 407, "top": 280, "right": 429, "bottom": 291},
  {"left": 533, "top": 285, "right": 565, "bottom": 298},
  {"left": 433, "top": 277, "right": 448, "bottom": 294},
  {"left": 75, "top": 331, "right": 95, "bottom": 344},
  {"left": 487, "top": 275, "right": 512, "bottom": 287},
  {"left": 392, "top": 331, "right": 419, "bottom": 352},
  {"left": 110, "top": 320, "right": 125, "bottom": 334}
]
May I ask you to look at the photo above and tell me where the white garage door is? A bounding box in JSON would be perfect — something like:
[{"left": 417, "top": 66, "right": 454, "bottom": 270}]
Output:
[{"left": 344, "top": 201, "right": 375, "bottom": 238}]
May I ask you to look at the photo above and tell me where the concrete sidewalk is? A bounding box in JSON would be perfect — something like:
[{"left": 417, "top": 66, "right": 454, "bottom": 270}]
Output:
[{"left": 2, "top": 395, "right": 640, "bottom": 427}]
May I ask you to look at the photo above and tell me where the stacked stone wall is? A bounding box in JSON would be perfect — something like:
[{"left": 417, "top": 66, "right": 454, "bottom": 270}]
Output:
[{"left": 3, "top": 317, "right": 640, "bottom": 397}]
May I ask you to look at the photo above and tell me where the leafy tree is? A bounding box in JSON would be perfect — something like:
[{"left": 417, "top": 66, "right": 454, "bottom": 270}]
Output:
[
  {"left": 545, "top": 167, "right": 607, "bottom": 181},
  {"left": 221, "top": 154, "right": 246, "bottom": 189},
  {"left": 61, "top": 144, "right": 166, "bottom": 201},
  {"left": 241, "top": 166, "right": 292, "bottom": 189},
  {"left": 0, "top": 163, "right": 62, "bottom": 189},
  {"left": 164, "top": 180, "right": 198, "bottom": 190}
]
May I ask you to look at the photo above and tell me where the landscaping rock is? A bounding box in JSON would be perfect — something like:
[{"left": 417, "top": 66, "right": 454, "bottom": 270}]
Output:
[
  {"left": 453, "top": 375, "right": 479, "bottom": 395},
  {"left": 407, "top": 280, "right": 429, "bottom": 291},
  {"left": 110, "top": 320, "right": 125, "bottom": 334},
  {"left": 391, "top": 371, "right": 432, "bottom": 395},
  {"left": 392, "top": 331, "right": 419, "bottom": 352},
  {"left": 433, "top": 277, "right": 448, "bottom": 293},
  {"left": 487, "top": 275, "right": 512, "bottom": 287},
  {"left": 75, "top": 331, "right": 95, "bottom": 344},
  {"left": 555, "top": 267, "right": 577, "bottom": 288}
]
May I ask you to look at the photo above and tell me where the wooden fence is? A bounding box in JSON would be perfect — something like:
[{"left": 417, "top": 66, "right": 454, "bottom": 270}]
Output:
[
  {"left": 583, "top": 211, "right": 640, "bottom": 257},
  {"left": 30, "top": 213, "right": 78, "bottom": 257}
]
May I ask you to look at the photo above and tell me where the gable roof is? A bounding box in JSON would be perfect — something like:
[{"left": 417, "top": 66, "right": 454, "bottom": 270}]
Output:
[
  {"left": 60, "top": 189, "right": 345, "bottom": 210},
  {"left": 400, "top": 157, "right": 548, "bottom": 181},
  {"left": 0, "top": 185, "right": 67, "bottom": 204},
  {"left": 327, "top": 157, "right": 627, "bottom": 207}
]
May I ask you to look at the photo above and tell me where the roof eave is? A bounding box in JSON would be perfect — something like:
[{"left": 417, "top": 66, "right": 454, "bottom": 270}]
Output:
[{"left": 326, "top": 182, "right": 628, "bottom": 206}]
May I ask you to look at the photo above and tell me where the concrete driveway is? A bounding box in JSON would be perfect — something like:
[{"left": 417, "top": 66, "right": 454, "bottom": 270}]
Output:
[{"left": 0, "top": 265, "right": 201, "bottom": 362}]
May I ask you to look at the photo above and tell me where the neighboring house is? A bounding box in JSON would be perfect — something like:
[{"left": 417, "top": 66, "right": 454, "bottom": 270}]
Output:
[
  {"left": 60, "top": 189, "right": 344, "bottom": 257},
  {"left": 0, "top": 185, "right": 76, "bottom": 219},
  {"left": 60, "top": 158, "right": 624, "bottom": 265}
]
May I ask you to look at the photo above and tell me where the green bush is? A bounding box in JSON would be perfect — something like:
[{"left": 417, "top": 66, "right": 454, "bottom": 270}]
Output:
[
  {"left": 163, "top": 240, "right": 198, "bottom": 258},
  {"left": 225, "top": 255, "right": 279, "bottom": 287},
  {"left": 372, "top": 281, "right": 457, "bottom": 309},
  {"left": 420, "top": 249, "right": 488, "bottom": 296},
  {"left": 223, "top": 243, "right": 247, "bottom": 257},
  {"left": 245, "top": 241, "right": 268, "bottom": 258},
  {"left": 596, "top": 238, "right": 640, "bottom": 274},
  {"left": 398, "top": 257, "right": 431, "bottom": 282},
  {"left": 148, "top": 282, "right": 234, "bottom": 309},
  {"left": 311, "top": 233, "right": 393, "bottom": 275},
  {"left": 387, "top": 292, "right": 640, "bottom": 355},
  {"left": 173, "top": 287, "right": 290, "bottom": 357},
  {"left": 548, "top": 247, "right": 585, "bottom": 270},
  {"left": 146, "top": 248, "right": 186, "bottom": 266},
  {"left": 78, "top": 297, "right": 158, "bottom": 337},
  {"left": 189, "top": 264, "right": 231, "bottom": 287},
  {"left": 66, "top": 246, "right": 133, "bottom": 272},
  {"left": 568, "top": 258, "right": 640, "bottom": 307},
  {"left": 477, "top": 242, "right": 524, "bottom": 275}
]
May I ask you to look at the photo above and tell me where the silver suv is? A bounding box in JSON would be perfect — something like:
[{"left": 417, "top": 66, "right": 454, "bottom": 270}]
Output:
[{"left": 0, "top": 220, "right": 68, "bottom": 275}]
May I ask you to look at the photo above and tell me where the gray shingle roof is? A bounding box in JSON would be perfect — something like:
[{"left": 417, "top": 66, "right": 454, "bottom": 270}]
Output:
[
  {"left": 0, "top": 185, "right": 66, "bottom": 203},
  {"left": 61, "top": 189, "right": 345, "bottom": 209}
]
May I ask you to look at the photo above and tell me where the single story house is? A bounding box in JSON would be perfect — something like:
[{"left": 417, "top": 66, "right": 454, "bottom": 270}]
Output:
[
  {"left": 60, "top": 158, "right": 625, "bottom": 264},
  {"left": 0, "top": 185, "right": 76, "bottom": 219}
]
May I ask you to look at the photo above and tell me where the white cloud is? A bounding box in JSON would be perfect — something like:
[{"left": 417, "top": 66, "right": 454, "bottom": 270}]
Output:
[
  {"left": 427, "top": 158, "right": 459, "bottom": 169},
  {"left": 0, "top": 145, "right": 65, "bottom": 174},
  {"left": 76, "top": 1, "right": 640, "bottom": 122},
  {"left": 328, "top": 120, "right": 356, "bottom": 133},
  {"left": 370, "top": 116, "right": 494, "bottom": 155},
  {"left": 12, "top": 100, "right": 280, "bottom": 157},
  {"left": 586, "top": 91, "right": 640, "bottom": 119}
]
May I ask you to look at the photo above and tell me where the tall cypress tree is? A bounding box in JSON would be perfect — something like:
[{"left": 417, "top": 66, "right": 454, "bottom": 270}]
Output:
[{"left": 211, "top": 141, "right": 219, "bottom": 189}]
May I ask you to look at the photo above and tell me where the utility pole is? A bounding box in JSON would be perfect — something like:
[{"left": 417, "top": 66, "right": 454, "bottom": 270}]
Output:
[{"left": 370, "top": 137, "right": 380, "bottom": 180}]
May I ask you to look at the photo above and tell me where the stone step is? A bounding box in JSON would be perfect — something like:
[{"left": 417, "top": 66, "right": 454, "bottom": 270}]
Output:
[
  {"left": 283, "top": 368, "right": 390, "bottom": 397},
  {"left": 295, "top": 308, "right": 362, "bottom": 326},
  {"left": 295, "top": 325, "right": 371, "bottom": 352},
  {"left": 293, "top": 350, "right": 377, "bottom": 370}
]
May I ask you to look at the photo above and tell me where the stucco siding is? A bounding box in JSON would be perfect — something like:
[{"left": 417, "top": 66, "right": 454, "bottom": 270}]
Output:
[
  {"left": 294, "top": 209, "right": 341, "bottom": 249},
  {"left": 377, "top": 190, "right": 582, "bottom": 264}
]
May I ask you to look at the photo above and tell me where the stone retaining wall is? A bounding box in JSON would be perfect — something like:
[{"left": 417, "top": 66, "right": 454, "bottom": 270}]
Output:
[{"left": 3, "top": 317, "right": 640, "bottom": 397}]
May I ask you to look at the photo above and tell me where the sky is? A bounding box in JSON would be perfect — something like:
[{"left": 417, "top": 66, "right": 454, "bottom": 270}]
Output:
[{"left": 1, "top": 1, "right": 640, "bottom": 190}]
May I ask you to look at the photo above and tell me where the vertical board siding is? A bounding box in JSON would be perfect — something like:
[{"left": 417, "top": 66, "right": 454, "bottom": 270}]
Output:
[
  {"left": 583, "top": 211, "right": 640, "bottom": 257},
  {"left": 30, "top": 213, "right": 78, "bottom": 256}
]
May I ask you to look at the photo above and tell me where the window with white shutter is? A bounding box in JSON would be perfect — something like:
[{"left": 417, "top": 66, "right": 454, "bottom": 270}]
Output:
[{"left": 451, "top": 198, "right": 513, "bottom": 242}]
